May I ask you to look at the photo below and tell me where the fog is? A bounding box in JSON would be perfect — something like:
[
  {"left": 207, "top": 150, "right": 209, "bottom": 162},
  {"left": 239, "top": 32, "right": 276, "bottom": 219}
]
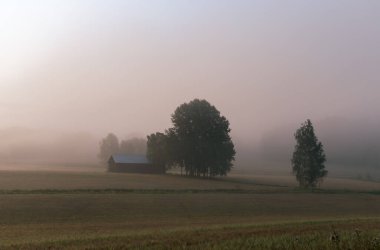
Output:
[
  {"left": 257, "top": 118, "right": 380, "bottom": 178},
  {"left": 1, "top": 1, "right": 379, "bottom": 171}
]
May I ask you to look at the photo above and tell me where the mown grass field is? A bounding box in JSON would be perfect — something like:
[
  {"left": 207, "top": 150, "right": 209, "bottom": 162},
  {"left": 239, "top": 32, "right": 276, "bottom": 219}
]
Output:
[
  {"left": 0, "top": 169, "right": 379, "bottom": 190},
  {"left": 0, "top": 168, "right": 378, "bottom": 249}
]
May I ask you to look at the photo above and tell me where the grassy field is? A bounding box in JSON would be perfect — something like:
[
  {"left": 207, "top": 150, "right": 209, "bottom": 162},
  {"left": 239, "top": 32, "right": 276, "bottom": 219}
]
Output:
[{"left": 0, "top": 167, "right": 378, "bottom": 249}]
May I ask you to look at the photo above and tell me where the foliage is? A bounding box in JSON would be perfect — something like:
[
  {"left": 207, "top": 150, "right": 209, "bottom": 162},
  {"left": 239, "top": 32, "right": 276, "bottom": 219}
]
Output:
[
  {"left": 120, "top": 137, "right": 147, "bottom": 155},
  {"left": 97, "top": 133, "right": 119, "bottom": 163},
  {"left": 146, "top": 132, "right": 170, "bottom": 172},
  {"left": 148, "top": 99, "right": 235, "bottom": 177},
  {"left": 171, "top": 99, "right": 235, "bottom": 177},
  {"left": 292, "top": 119, "right": 327, "bottom": 188}
]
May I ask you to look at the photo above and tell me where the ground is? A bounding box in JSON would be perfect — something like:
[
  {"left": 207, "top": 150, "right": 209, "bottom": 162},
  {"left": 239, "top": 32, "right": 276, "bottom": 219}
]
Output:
[{"left": 0, "top": 165, "right": 379, "bottom": 249}]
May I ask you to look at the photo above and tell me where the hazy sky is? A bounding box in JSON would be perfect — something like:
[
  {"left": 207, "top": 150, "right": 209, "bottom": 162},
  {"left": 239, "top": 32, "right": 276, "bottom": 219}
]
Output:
[{"left": 1, "top": 0, "right": 379, "bottom": 141}]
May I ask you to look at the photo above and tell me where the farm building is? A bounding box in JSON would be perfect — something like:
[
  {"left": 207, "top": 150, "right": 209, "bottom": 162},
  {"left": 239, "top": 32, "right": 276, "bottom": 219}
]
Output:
[{"left": 108, "top": 154, "right": 163, "bottom": 174}]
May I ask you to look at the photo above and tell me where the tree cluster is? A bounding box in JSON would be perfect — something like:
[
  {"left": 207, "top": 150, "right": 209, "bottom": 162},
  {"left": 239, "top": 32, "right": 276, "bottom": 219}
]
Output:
[
  {"left": 97, "top": 101, "right": 328, "bottom": 187},
  {"left": 98, "top": 134, "right": 147, "bottom": 163},
  {"left": 147, "top": 99, "right": 236, "bottom": 177}
]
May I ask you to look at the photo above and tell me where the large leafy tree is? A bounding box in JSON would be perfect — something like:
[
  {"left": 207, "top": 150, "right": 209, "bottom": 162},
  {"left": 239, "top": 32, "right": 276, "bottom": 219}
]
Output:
[
  {"left": 147, "top": 99, "right": 235, "bottom": 177},
  {"left": 171, "top": 99, "right": 235, "bottom": 177},
  {"left": 98, "top": 133, "right": 120, "bottom": 164},
  {"left": 291, "top": 119, "right": 327, "bottom": 188}
]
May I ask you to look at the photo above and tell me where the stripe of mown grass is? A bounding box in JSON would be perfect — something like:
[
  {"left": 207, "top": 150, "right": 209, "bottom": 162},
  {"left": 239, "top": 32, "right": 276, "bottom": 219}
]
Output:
[
  {"left": 3, "top": 218, "right": 380, "bottom": 249},
  {"left": 0, "top": 189, "right": 271, "bottom": 195},
  {"left": 0, "top": 188, "right": 379, "bottom": 195}
]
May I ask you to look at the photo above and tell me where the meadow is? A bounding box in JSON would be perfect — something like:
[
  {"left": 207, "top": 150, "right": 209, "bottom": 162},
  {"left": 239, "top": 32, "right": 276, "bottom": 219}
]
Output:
[{"left": 0, "top": 166, "right": 379, "bottom": 249}]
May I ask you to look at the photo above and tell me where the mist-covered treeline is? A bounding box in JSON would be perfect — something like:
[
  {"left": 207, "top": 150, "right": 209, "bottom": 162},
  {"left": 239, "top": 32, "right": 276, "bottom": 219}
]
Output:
[
  {"left": 0, "top": 127, "right": 99, "bottom": 164},
  {"left": 1, "top": 117, "right": 379, "bottom": 174},
  {"left": 98, "top": 133, "right": 147, "bottom": 163},
  {"left": 0, "top": 128, "right": 149, "bottom": 166}
]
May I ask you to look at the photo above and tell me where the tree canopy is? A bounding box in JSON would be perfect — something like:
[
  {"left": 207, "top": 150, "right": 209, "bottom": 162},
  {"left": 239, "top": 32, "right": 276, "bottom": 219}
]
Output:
[
  {"left": 291, "top": 119, "right": 327, "bottom": 188},
  {"left": 98, "top": 133, "right": 119, "bottom": 163},
  {"left": 147, "top": 99, "right": 235, "bottom": 177}
]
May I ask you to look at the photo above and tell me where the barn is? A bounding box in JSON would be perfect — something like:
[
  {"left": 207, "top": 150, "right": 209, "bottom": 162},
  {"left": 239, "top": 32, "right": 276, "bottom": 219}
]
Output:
[{"left": 108, "top": 154, "right": 163, "bottom": 174}]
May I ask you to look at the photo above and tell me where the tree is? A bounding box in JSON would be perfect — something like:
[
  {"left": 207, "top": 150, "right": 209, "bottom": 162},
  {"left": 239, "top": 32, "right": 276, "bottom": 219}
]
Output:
[
  {"left": 170, "top": 99, "right": 235, "bottom": 177},
  {"left": 146, "top": 132, "right": 170, "bottom": 172},
  {"left": 98, "top": 133, "right": 119, "bottom": 164},
  {"left": 120, "top": 137, "right": 147, "bottom": 155},
  {"left": 146, "top": 99, "right": 235, "bottom": 177},
  {"left": 291, "top": 119, "right": 327, "bottom": 188}
]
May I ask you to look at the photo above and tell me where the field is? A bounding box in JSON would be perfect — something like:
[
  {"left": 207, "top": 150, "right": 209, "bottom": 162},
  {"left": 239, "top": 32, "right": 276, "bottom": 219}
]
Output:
[{"left": 0, "top": 167, "right": 379, "bottom": 249}]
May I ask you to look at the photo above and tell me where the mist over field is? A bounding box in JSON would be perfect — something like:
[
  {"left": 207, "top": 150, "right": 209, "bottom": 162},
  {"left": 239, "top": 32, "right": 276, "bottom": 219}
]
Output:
[
  {"left": 0, "top": 127, "right": 98, "bottom": 164},
  {"left": 1, "top": 118, "right": 380, "bottom": 178},
  {"left": 253, "top": 117, "right": 380, "bottom": 179},
  {"left": 1, "top": 0, "right": 379, "bottom": 174}
]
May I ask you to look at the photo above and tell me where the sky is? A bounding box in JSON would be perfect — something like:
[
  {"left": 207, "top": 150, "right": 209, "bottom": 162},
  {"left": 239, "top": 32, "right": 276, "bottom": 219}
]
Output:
[{"left": 0, "top": 0, "right": 379, "bottom": 144}]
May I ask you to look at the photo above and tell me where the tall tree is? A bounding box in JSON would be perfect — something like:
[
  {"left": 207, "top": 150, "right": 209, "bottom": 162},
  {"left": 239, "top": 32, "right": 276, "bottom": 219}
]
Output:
[
  {"left": 171, "top": 99, "right": 235, "bottom": 177},
  {"left": 98, "top": 133, "right": 120, "bottom": 164},
  {"left": 291, "top": 119, "right": 327, "bottom": 188}
]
